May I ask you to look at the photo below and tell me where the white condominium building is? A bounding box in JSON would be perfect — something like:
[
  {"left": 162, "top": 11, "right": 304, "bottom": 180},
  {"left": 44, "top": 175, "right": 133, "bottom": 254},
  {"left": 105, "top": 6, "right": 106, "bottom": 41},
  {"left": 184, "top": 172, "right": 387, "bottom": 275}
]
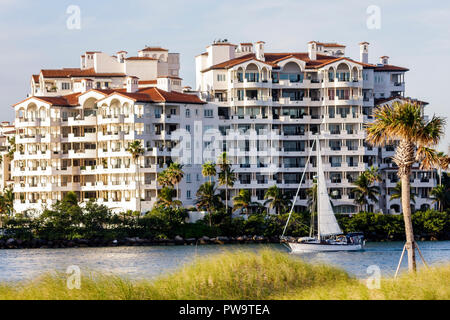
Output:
[
  {"left": 195, "top": 40, "right": 437, "bottom": 214},
  {"left": 30, "top": 46, "right": 181, "bottom": 97},
  {"left": 12, "top": 46, "right": 205, "bottom": 214}
]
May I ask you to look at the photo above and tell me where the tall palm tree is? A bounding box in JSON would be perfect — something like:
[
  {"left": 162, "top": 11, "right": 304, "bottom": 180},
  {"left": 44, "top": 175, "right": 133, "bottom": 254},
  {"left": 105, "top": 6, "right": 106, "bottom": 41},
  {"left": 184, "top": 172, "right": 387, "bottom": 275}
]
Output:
[
  {"left": 390, "top": 181, "right": 416, "bottom": 205},
  {"left": 430, "top": 184, "right": 447, "bottom": 212},
  {"left": 127, "top": 140, "right": 144, "bottom": 212},
  {"left": 264, "top": 185, "right": 292, "bottom": 215},
  {"left": 233, "top": 189, "right": 258, "bottom": 215},
  {"left": 306, "top": 179, "right": 318, "bottom": 237},
  {"left": 195, "top": 182, "right": 222, "bottom": 227},
  {"left": 202, "top": 161, "right": 216, "bottom": 184},
  {"left": 167, "top": 162, "right": 184, "bottom": 201},
  {"left": 156, "top": 186, "right": 182, "bottom": 209},
  {"left": 352, "top": 171, "right": 380, "bottom": 212},
  {"left": 366, "top": 101, "right": 448, "bottom": 272},
  {"left": 217, "top": 153, "right": 236, "bottom": 214}
]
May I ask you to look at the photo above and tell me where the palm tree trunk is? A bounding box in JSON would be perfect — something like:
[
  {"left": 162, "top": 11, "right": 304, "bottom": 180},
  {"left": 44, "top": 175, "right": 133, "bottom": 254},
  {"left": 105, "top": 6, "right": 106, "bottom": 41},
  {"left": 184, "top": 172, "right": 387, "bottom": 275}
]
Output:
[
  {"left": 401, "top": 174, "right": 417, "bottom": 272},
  {"left": 137, "top": 160, "right": 141, "bottom": 213},
  {"left": 225, "top": 185, "right": 228, "bottom": 214}
]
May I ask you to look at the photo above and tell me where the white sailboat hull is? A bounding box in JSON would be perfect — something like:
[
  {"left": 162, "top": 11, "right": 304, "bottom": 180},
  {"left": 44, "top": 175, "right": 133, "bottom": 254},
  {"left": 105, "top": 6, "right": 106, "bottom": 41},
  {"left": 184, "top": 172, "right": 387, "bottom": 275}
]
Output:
[{"left": 288, "top": 242, "right": 364, "bottom": 253}]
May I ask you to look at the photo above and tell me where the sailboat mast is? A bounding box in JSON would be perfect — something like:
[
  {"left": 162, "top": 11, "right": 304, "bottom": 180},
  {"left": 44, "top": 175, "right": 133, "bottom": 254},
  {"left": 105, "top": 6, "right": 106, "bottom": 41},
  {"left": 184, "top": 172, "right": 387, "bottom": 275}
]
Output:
[{"left": 316, "top": 136, "right": 320, "bottom": 241}]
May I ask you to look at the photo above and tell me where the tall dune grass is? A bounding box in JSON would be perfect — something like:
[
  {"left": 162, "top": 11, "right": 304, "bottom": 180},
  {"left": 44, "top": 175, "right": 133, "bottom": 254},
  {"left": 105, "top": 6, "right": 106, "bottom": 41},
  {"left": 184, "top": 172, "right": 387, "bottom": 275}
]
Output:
[{"left": 0, "top": 248, "right": 448, "bottom": 300}]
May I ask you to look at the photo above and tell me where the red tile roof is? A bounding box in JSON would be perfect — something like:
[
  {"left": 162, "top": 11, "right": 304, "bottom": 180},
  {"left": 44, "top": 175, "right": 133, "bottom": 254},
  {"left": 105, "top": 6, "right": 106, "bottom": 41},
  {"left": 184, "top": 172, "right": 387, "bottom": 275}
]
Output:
[
  {"left": 32, "top": 75, "right": 39, "bottom": 83},
  {"left": 41, "top": 68, "right": 126, "bottom": 78},
  {"left": 138, "top": 80, "right": 157, "bottom": 85},
  {"left": 16, "top": 87, "right": 206, "bottom": 107},
  {"left": 201, "top": 52, "right": 377, "bottom": 72},
  {"left": 375, "top": 96, "right": 428, "bottom": 106},
  {"left": 374, "top": 64, "right": 409, "bottom": 72},
  {"left": 112, "top": 87, "right": 205, "bottom": 104},
  {"left": 140, "top": 47, "right": 168, "bottom": 52},
  {"left": 125, "top": 57, "right": 158, "bottom": 61}
]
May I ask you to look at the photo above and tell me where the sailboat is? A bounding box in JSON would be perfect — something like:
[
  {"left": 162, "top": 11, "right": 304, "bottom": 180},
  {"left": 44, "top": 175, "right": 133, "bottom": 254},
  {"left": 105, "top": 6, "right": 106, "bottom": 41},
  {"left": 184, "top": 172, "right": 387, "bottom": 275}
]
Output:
[{"left": 282, "top": 137, "right": 365, "bottom": 253}]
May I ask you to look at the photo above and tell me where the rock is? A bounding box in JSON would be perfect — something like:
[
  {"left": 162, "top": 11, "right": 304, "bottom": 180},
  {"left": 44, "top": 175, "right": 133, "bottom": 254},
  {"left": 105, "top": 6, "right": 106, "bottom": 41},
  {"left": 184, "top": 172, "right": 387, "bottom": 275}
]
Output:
[
  {"left": 6, "top": 238, "right": 15, "bottom": 245},
  {"left": 201, "top": 236, "right": 210, "bottom": 241},
  {"left": 186, "top": 238, "right": 196, "bottom": 244},
  {"left": 174, "top": 235, "right": 184, "bottom": 243},
  {"left": 217, "top": 236, "right": 229, "bottom": 242}
]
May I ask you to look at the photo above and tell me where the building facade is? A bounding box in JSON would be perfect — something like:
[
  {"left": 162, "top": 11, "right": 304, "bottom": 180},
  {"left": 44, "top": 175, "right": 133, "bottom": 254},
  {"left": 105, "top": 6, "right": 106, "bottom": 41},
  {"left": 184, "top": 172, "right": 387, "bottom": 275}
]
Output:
[
  {"left": 195, "top": 40, "right": 437, "bottom": 214},
  {"left": 9, "top": 40, "right": 438, "bottom": 215}
]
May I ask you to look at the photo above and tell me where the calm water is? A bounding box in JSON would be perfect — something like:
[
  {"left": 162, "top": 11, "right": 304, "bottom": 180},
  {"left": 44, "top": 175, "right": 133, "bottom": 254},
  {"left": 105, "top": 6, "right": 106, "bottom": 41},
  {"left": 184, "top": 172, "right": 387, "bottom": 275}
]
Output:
[{"left": 0, "top": 241, "right": 449, "bottom": 282}]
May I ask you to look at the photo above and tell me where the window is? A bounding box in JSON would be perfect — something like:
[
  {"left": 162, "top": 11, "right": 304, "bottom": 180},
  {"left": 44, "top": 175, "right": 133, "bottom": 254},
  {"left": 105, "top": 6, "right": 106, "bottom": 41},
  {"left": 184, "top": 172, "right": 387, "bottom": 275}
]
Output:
[
  {"left": 186, "top": 190, "right": 191, "bottom": 199},
  {"left": 186, "top": 109, "right": 190, "bottom": 117},
  {"left": 185, "top": 125, "right": 191, "bottom": 132},
  {"left": 217, "top": 74, "right": 226, "bottom": 81},
  {"left": 61, "top": 82, "right": 71, "bottom": 90},
  {"left": 186, "top": 174, "right": 191, "bottom": 183},
  {"left": 204, "top": 109, "right": 213, "bottom": 118},
  {"left": 170, "top": 108, "right": 176, "bottom": 115}
]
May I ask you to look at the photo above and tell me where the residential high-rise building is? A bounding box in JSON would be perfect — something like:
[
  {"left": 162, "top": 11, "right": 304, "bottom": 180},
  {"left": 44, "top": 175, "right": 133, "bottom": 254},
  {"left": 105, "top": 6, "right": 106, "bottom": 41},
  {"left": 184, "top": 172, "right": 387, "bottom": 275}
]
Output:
[
  {"left": 195, "top": 40, "right": 437, "bottom": 214},
  {"left": 12, "top": 46, "right": 204, "bottom": 214}
]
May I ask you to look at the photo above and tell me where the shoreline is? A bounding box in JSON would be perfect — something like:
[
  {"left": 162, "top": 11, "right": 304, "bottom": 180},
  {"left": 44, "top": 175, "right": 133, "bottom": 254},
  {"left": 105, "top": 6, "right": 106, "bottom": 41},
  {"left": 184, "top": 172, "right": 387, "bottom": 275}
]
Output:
[{"left": 0, "top": 235, "right": 446, "bottom": 250}]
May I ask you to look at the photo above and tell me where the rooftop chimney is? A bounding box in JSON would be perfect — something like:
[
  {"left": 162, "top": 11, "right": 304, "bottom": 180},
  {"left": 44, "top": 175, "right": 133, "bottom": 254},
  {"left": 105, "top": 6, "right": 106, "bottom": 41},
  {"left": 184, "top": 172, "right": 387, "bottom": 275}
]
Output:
[
  {"left": 117, "top": 51, "right": 127, "bottom": 63},
  {"left": 255, "top": 41, "right": 265, "bottom": 61},
  {"left": 380, "top": 56, "right": 389, "bottom": 65},
  {"left": 308, "top": 41, "right": 317, "bottom": 60},
  {"left": 359, "top": 42, "right": 369, "bottom": 64},
  {"left": 126, "top": 76, "right": 139, "bottom": 93}
]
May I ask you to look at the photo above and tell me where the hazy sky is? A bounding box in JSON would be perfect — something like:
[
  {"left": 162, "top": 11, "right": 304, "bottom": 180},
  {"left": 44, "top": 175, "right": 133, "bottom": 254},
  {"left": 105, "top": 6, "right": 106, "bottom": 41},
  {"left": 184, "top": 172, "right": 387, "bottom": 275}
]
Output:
[{"left": 1, "top": 0, "right": 449, "bottom": 151}]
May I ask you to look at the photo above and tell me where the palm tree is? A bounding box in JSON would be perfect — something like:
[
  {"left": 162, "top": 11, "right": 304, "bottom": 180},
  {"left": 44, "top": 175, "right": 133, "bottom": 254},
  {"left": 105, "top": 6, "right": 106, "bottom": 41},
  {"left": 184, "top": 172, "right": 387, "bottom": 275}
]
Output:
[
  {"left": 157, "top": 170, "right": 172, "bottom": 188},
  {"left": 166, "top": 162, "right": 184, "bottom": 201},
  {"left": 366, "top": 166, "right": 382, "bottom": 183},
  {"left": 0, "top": 189, "right": 13, "bottom": 228},
  {"left": 217, "top": 153, "right": 235, "bottom": 214},
  {"left": 202, "top": 161, "right": 216, "bottom": 183},
  {"left": 430, "top": 184, "right": 447, "bottom": 212},
  {"left": 390, "top": 181, "right": 416, "bottom": 206},
  {"left": 7, "top": 136, "right": 16, "bottom": 160},
  {"left": 264, "top": 185, "right": 292, "bottom": 215},
  {"left": 218, "top": 168, "right": 236, "bottom": 214},
  {"left": 306, "top": 179, "right": 318, "bottom": 237},
  {"left": 352, "top": 171, "right": 380, "bottom": 212},
  {"left": 127, "top": 140, "right": 144, "bottom": 212},
  {"left": 366, "top": 101, "right": 448, "bottom": 272},
  {"left": 233, "top": 189, "right": 258, "bottom": 215},
  {"left": 195, "top": 182, "right": 222, "bottom": 226},
  {"left": 156, "top": 186, "right": 182, "bottom": 209}
]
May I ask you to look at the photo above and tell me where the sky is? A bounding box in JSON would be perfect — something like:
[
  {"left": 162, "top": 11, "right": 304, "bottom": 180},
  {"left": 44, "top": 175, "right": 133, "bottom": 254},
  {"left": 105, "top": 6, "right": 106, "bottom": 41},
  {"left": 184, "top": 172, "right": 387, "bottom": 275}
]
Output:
[{"left": 1, "top": 0, "right": 449, "bottom": 152}]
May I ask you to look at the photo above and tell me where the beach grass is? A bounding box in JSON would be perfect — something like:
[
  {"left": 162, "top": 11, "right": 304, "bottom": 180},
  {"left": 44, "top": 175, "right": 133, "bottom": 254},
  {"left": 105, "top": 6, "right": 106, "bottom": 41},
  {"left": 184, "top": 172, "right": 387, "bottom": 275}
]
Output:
[{"left": 0, "top": 248, "right": 448, "bottom": 300}]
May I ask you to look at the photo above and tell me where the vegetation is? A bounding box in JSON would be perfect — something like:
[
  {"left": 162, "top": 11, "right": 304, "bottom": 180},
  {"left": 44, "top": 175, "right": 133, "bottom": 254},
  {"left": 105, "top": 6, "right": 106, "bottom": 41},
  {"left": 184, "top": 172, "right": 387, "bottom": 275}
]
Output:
[
  {"left": 366, "top": 101, "right": 449, "bottom": 272},
  {"left": 264, "top": 185, "right": 291, "bottom": 215},
  {"left": 0, "top": 249, "right": 448, "bottom": 300},
  {"left": 232, "top": 189, "right": 259, "bottom": 215},
  {"left": 126, "top": 140, "right": 144, "bottom": 211},
  {"left": 201, "top": 161, "right": 216, "bottom": 184},
  {"left": 195, "top": 182, "right": 222, "bottom": 227},
  {"left": 352, "top": 167, "right": 380, "bottom": 212},
  {"left": 217, "top": 152, "right": 236, "bottom": 214}
]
